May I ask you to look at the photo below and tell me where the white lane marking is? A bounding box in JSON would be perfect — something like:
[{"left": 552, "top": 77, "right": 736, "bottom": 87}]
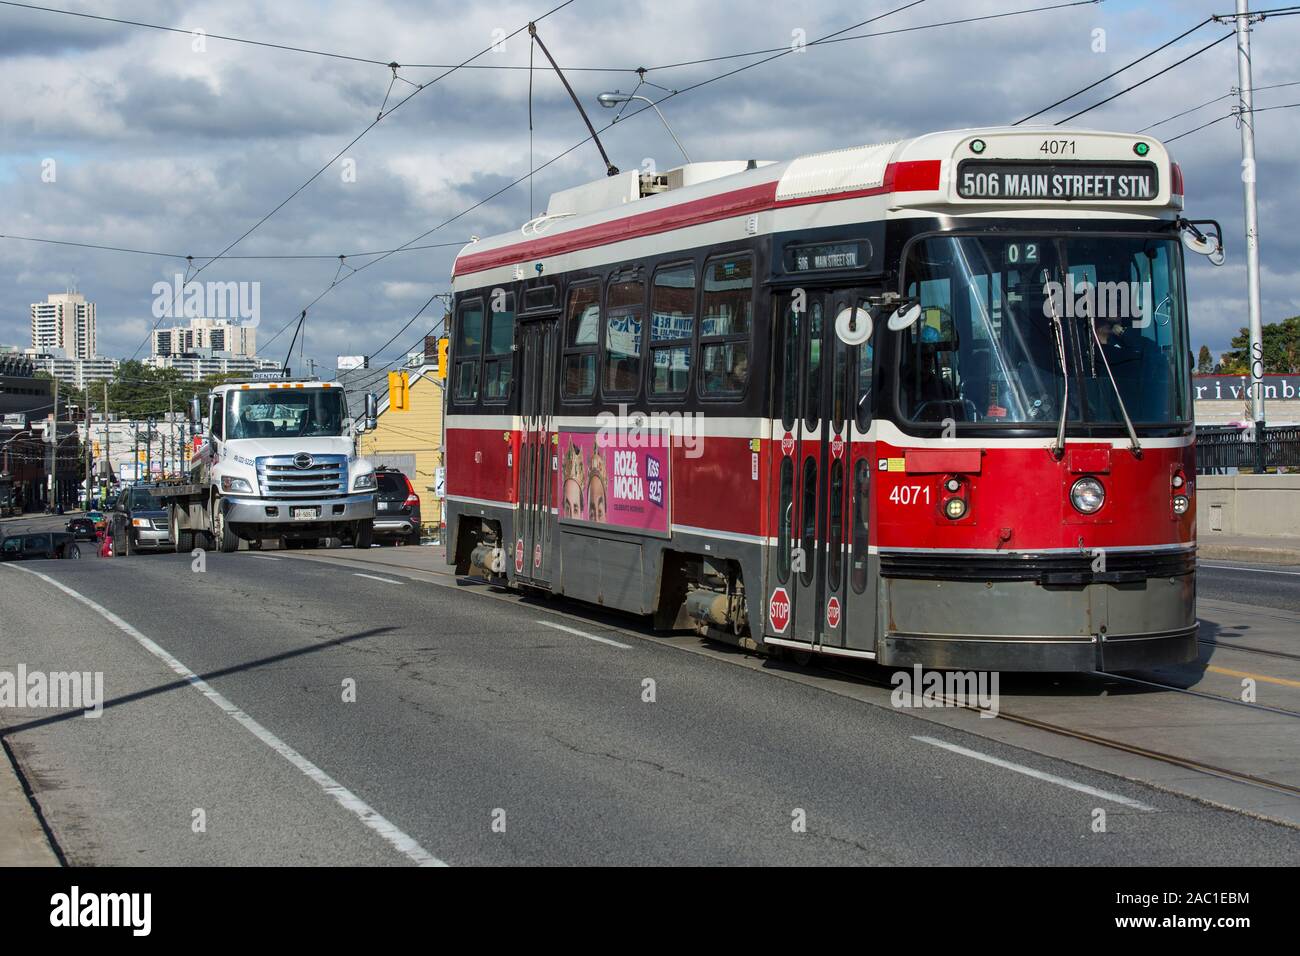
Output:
[
  {"left": 1200, "top": 563, "right": 1300, "bottom": 577},
  {"left": 353, "top": 572, "right": 402, "bottom": 585},
  {"left": 248, "top": 555, "right": 280, "bottom": 561},
  {"left": 8, "top": 565, "right": 446, "bottom": 867},
  {"left": 912, "top": 735, "right": 1157, "bottom": 812},
  {"left": 536, "top": 620, "right": 632, "bottom": 649}
]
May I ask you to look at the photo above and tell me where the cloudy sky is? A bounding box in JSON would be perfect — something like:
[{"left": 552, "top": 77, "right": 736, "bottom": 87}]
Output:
[{"left": 2, "top": 0, "right": 1298, "bottom": 374}]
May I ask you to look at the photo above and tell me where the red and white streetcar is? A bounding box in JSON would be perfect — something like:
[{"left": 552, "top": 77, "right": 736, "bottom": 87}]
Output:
[{"left": 444, "top": 126, "right": 1218, "bottom": 671}]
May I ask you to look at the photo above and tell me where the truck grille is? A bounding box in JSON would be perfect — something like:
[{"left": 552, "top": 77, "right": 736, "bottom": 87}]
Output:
[{"left": 256, "top": 454, "right": 347, "bottom": 497}]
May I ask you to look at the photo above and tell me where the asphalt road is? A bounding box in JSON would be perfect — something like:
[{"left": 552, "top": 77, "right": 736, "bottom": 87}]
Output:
[
  {"left": 1198, "top": 560, "right": 1300, "bottom": 612},
  {"left": 1, "top": 534, "right": 1297, "bottom": 866}
]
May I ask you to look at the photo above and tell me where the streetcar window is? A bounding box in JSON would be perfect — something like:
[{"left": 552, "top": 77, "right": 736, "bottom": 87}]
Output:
[
  {"left": 699, "top": 253, "right": 753, "bottom": 397},
  {"left": 803, "top": 300, "right": 823, "bottom": 429},
  {"left": 650, "top": 264, "right": 695, "bottom": 396},
  {"left": 828, "top": 459, "right": 844, "bottom": 590},
  {"left": 800, "top": 456, "right": 817, "bottom": 588},
  {"left": 856, "top": 328, "right": 874, "bottom": 433},
  {"left": 701, "top": 255, "right": 752, "bottom": 337},
  {"left": 777, "top": 457, "right": 794, "bottom": 582},
  {"left": 454, "top": 361, "right": 480, "bottom": 402},
  {"left": 563, "top": 354, "right": 596, "bottom": 400},
  {"left": 523, "top": 284, "right": 557, "bottom": 312},
  {"left": 780, "top": 297, "right": 801, "bottom": 430},
  {"left": 483, "top": 292, "right": 515, "bottom": 403},
  {"left": 454, "top": 299, "right": 484, "bottom": 403},
  {"left": 604, "top": 278, "right": 644, "bottom": 396},
  {"left": 701, "top": 342, "right": 749, "bottom": 395},
  {"left": 851, "top": 458, "right": 870, "bottom": 594},
  {"left": 562, "top": 283, "right": 600, "bottom": 400}
]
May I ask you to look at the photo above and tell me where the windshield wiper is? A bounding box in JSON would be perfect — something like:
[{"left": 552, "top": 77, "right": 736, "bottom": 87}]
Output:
[
  {"left": 1086, "top": 319, "right": 1144, "bottom": 458},
  {"left": 1042, "top": 268, "right": 1070, "bottom": 460}
]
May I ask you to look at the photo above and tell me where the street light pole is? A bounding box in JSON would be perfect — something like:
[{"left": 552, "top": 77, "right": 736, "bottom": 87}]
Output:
[
  {"left": 1217, "top": 0, "right": 1267, "bottom": 457},
  {"left": 596, "top": 91, "right": 692, "bottom": 164}
]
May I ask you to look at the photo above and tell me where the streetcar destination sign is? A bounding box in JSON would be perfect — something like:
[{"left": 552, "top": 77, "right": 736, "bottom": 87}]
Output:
[{"left": 956, "top": 161, "right": 1159, "bottom": 201}]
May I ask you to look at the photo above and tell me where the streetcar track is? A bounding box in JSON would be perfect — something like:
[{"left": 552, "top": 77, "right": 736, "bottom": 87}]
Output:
[{"left": 1199, "top": 637, "right": 1300, "bottom": 664}]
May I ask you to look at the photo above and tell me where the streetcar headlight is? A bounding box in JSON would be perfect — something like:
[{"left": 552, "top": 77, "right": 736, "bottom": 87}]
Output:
[
  {"left": 944, "top": 477, "right": 962, "bottom": 493},
  {"left": 943, "top": 497, "right": 967, "bottom": 520},
  {"left": 1070, "top": 477, "right": 1105, "bottom": 514},
  {"left": 1172, "top": 473, "right": 1185, "bottom": 489},
  {"left": 1172, "top": 494, "right": 1190, "bottom": 515}
]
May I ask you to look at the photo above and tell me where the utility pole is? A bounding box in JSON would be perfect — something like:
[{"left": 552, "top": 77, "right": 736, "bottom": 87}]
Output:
[
  {"left": 46, "top": 375, "right": 58, "bottom": 510},
  {"left": 168, "top": 391, "right": 174, "bottom": 477},
  {"left": 1219, "top": 1, "right": 1267, "bottom": 458},
  {"left": 103, "top": 381, "right": 110, "bottom": 506},
  {"left": 84, "top": 397, "right": 91, "bottom": 510}
]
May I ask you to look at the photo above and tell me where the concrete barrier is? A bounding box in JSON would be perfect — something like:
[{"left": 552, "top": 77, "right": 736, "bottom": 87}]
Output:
[{"left": 1197, "top": 474, "right": 1300, "bottom": 537}]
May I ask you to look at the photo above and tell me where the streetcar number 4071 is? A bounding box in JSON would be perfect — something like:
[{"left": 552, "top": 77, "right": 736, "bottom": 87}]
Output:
[{"left": 889, "top": 484, "right": 931, "bottom": 505}]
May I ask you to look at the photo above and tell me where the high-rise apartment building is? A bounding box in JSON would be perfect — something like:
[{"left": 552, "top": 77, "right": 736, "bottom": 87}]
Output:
[
  {"left": 30, "top": 291, "right": 96, "bottom": 358},
  {"left": 153, "top": 317, "right": 256, "bottom": 358}
]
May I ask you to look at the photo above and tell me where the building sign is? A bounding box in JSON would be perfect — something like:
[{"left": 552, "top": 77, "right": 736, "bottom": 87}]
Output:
[
  {"left": 956, "top": 161, "right": 1158, "bottom": 201},
  {"left": 558, "top": 427, "right": 669, "bottom": 537},
  {"left": 1194, "top": 375, "right": 1300, "bottom": 402}
]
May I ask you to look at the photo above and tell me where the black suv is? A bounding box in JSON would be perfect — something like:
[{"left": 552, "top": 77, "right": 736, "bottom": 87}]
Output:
[
  {"left": 372, "top": 467, "right": 422, "bottom": 545},
  {"left": 0, "top": 531, "right": 81, "bottom": 560}
]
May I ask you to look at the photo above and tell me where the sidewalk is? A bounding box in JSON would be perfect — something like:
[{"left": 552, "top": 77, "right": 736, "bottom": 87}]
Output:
[
  {"left": 0, "top": 741, "right": 59, "bottom": 865},
  {"left": 1197, "top": 532, "right": 1300, "bottom": 565}
]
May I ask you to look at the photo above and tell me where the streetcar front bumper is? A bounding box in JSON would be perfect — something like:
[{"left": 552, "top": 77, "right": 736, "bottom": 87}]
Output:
[{"left": 878, "top": 548, "right": 1198, "bottom": 672}]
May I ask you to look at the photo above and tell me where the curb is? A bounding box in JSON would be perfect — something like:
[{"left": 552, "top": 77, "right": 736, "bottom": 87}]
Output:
[
  {"left": 0, "top": 736, "right": 61, "bottom": 866},
  {"left": 1198, "top": 544, "right": 1300, "bottom": 566}
]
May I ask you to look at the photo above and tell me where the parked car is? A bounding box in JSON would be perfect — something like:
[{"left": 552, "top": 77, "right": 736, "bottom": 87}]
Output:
[
  {"left": 372, "top": 467, "right": 422, "bottom": 546},
  {"left": 0, "top": 531, "right": 81, "bottom": 560},
  {"left": 106, "top": 484, "right": 173, "bottom": 556},
  {"left": 65, "top": 517, "right": 100, "bottom": 541}
]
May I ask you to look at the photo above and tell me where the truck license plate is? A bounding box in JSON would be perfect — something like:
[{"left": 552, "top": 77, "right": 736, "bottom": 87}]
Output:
[{"left": 292, "top": 507, "right": 319, "bottom": 520}]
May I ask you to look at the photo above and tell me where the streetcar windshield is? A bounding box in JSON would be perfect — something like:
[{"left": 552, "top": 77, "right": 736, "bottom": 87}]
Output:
[
  {"left": 897, "top": 234, "right": 1190, "bottom": 428},
  {"left": 224, "top": 388, "right": 348, "bottom": 439}
]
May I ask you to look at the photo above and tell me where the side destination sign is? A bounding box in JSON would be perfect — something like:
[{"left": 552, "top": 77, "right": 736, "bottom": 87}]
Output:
[{"left": 956, "top": 161, "right": 1159, "bottom": 201}]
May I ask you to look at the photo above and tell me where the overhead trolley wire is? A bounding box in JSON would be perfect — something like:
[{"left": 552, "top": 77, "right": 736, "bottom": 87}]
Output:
[{"left": 125, "top": 0, "right": 576, "bottom": 361}]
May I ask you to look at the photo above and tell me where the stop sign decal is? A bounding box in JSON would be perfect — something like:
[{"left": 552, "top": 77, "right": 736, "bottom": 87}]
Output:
[
  {"left": 769, "top": 587, "right": 791, "bottom": 634},
  {"left": 533, "top": 543, "right": 542, "bottom": 568},
  {"left": 781, "top": 432, "right": 795, "bottom": 457},
  {"left": 826, "top": 596, "right": 842, "bottom": 629},
  {"left": 830, "top": 434, "right": 845, "bottom": 460},
  {"left": 515, "top": 538, "right": 525, "bottom": 574}
]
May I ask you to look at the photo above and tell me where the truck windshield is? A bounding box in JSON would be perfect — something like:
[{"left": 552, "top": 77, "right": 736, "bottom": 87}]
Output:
[
  {"left": 896, "top": 233, "right": 1190, "bottom": 428},
  {"left": 224, "top": 389, "right": 348, "bottom": 439}
]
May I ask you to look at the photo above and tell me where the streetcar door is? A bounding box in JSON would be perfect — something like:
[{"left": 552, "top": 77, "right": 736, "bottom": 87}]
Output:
[
  {"left": 516, "top": 319, "right": 557, "bottom": 586},
  {"left": 770, "top": 289, "right": 864, "bottom": 651}
]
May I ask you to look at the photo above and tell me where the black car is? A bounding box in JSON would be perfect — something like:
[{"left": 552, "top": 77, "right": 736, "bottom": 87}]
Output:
[
  {"left": 106, "top": 485, "right": 174, "bottom": 556},
  {"left": 372, "top": 467, "right": 422, "bottom": 545},
  {"left": 0, "top": 531, "right": 81, "bottom": 560},
  {"left": 66, "top": 517, "right": 99, "bottom": 541}
]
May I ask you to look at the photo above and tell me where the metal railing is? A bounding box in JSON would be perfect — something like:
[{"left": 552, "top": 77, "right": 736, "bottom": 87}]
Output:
[{"left": 1196, "top": 425, "right": 1300, "bottom": 473}]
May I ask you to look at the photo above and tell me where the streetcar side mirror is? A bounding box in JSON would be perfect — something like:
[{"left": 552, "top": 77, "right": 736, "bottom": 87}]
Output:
[
  {"left": 187, "top": 397, "right": 201, "bottom": 425},
  {"left": 886, "top": 301, "right": 923, "bottom": 331},
  {"left": 1180, "top": 219, "right": 1225, "bottom": 266}
]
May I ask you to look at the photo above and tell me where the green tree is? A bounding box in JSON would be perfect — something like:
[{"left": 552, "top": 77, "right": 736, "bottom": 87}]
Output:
[
  {"left": 1196, "top": 345, "right": 1213, "bottom": 374},
  {"left": 1219, "top": 315, "right": 1300, "bottom": 374}
]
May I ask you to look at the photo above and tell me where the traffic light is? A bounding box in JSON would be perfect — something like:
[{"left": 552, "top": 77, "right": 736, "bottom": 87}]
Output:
[
  {"left": 388, "top": 371, "right": 410, "bottom": 412},
  {"left": 437, "top": 338, "right": 449, "bottom": 380}
]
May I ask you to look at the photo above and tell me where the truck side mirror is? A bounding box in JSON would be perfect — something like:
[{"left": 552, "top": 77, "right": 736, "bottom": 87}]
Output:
[
  {"left": 364, "top": 393, "right": 378, "bottom": 432},
  {"left": 188, "top": 397, "right": 201, "bottom": 425}
]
